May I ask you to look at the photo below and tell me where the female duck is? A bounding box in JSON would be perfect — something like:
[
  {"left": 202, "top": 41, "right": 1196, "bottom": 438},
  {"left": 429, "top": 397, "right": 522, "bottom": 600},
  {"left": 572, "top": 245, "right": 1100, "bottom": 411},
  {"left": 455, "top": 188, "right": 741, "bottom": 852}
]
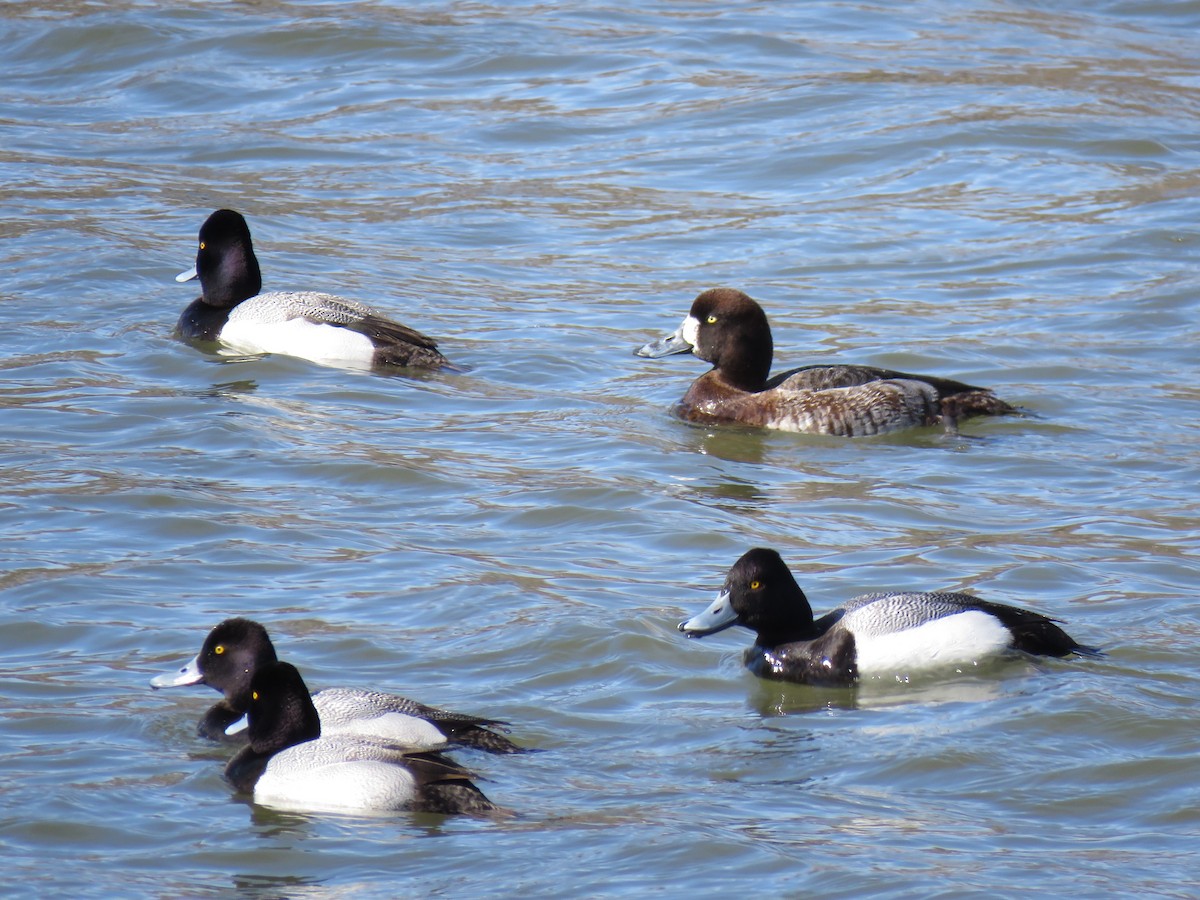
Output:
[
  {"left": 224, "top": 661, "right": 497, "bottom": 815},
  {"left": 176, "top": 209, "right": 452, "bottom": 370},
  {"left": 636, "top": 288, "right": 1014, "bottom": 436},
  {"left": 679, "top": 548, "right": 1099, "bottom": 686},
  {"left": 151, "top": 618, "right": 520, "bottom": 752}
]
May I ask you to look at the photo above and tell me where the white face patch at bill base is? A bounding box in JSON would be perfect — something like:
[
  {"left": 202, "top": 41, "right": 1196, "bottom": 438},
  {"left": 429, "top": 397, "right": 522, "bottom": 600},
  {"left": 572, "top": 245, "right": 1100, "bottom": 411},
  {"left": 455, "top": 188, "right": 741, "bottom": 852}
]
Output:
[{"left": 680, "top": 315, "right": 700, "bottom": 349}]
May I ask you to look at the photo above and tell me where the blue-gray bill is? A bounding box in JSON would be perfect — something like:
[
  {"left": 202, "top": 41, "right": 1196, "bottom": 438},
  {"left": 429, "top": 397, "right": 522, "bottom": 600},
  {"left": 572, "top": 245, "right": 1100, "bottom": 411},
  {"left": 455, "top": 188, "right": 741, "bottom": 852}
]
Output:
[
  {"left": 678, "top": 589, "right": 739, "bottom": 637},
  {"left": 149, "top": 654, "right": 204, "bottom": 688},
  {"left": 634, "top": 327, "right": 692, "bottom": 358}
]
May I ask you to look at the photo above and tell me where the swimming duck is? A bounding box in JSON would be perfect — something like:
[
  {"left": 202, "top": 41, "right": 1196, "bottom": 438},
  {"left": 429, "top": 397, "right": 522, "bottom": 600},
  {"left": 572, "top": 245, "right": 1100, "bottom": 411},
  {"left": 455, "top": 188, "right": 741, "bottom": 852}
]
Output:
[
  {"left": 636, "top": 288, "right": 1015, "bottom": 436},
  {"left": 151, "top": 618, "right": 520, "bottom": 753},
  {"left": 176, "top": 209, "right": 452, "bottom": 370},
  {"left": 224, "top": 661, "right": 497, "bottom": 815},
  {"left": 679, "top": 548, "right": 1099, "bottom": 685}
]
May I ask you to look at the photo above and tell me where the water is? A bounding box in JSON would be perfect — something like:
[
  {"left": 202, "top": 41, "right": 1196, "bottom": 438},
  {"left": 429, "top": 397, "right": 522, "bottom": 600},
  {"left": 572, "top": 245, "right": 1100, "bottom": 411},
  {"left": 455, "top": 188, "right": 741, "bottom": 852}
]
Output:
[{"left": 2, "top": 0, "right": 1199, "bottom": 896}]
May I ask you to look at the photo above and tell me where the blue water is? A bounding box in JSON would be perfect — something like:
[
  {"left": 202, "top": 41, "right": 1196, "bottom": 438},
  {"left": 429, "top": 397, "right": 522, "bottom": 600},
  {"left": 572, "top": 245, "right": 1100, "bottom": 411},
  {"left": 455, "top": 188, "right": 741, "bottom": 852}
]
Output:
[{"left": 2, "top": 1, "right": 1199, "bottom": 897}]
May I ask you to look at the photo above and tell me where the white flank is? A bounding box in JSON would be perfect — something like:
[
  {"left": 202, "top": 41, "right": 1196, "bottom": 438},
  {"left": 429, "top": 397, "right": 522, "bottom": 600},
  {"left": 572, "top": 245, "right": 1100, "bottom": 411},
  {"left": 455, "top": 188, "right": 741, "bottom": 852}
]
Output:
[
  {"left": 853, "top": 610, "right": 1013, "bottom": 680},
  {"left": 318, "top": 711, "right": 448, "bottom": 748},
  {"left": 219, "top": 318, "right": 376, "bottom": 368},
  {"left": 255, "top": 754, "right": 419, "bottom": 813}
]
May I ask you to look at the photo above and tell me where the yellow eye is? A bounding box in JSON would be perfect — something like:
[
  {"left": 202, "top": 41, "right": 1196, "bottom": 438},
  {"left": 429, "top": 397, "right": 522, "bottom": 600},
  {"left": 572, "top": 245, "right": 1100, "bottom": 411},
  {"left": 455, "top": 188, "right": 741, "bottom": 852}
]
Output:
[
  {"left": 706, "top": 315, "right": 718, "bottom": 324},
  {"left": 750, "top": 580, "right": 761, "bottom": 590},
  {"left": 199, "top": 241, "right": 206, "bottom": 250},
  {"left": 214, "top": 645, "right": 224, "bottom": 655},
  {"left": 251, "top": 690, "right": 258, "bottom": 701}
]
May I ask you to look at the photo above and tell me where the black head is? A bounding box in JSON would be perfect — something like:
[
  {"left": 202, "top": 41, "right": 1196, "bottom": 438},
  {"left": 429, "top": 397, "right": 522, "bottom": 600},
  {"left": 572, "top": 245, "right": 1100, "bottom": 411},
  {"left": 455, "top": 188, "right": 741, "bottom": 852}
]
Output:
[
  {"left": 194, "top": 618, "right": 279, "bottom": 709},
  {"left": 686, "top": 289, "right": 774, "bottom": 390},
  {"left": 194, "top": 209, "right": 262, "bottom": 308},
  {"left": 244, "top": 661, "right": 322, "bottom": 755},
  {"left": 722, "top": 548, "right": 816, "bottom": 646}
]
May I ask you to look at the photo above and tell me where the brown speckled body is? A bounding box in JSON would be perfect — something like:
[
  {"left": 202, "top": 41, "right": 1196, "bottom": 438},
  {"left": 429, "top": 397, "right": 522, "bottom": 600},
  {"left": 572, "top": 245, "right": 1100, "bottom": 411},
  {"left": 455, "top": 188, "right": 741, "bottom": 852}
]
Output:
[
  {"left": 647, "top": 288, "right": 1015, "bottom": 436},
  {"left": 680, "top": 370, "right": 945, "bottom": 436}
]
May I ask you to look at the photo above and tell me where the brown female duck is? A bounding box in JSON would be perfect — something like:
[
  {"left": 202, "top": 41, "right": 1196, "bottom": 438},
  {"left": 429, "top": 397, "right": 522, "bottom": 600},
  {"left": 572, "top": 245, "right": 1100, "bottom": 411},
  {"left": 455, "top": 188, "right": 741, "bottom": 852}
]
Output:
[{"left": 636, "top": 288, "right": 1015, "bottom": 436}]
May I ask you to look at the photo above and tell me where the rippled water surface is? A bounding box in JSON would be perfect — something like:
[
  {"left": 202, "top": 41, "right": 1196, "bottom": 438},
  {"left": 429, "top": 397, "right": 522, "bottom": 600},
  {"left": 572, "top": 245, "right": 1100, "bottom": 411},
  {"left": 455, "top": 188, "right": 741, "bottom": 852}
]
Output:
[{"left": 3, "top": 1, "right": 1200, "bottom": 896}]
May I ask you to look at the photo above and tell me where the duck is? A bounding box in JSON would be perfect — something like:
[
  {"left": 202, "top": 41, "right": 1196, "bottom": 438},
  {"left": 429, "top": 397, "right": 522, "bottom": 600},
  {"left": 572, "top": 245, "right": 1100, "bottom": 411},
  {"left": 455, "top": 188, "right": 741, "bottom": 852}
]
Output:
[
  {"left": 678, "top": 548, "right": 1100, "bottom": 686},
  {"left": 175, "top": 209, "right": 453, "bottom": 371},
  {"left": 635, "top": 288, "right": 1015, "bottom": 436},
  {"left": 150, "top": 618, "right": 521, "bottom": 753},
  {"left": 224, "top": 661, "right": 497, "bottom": 815}
]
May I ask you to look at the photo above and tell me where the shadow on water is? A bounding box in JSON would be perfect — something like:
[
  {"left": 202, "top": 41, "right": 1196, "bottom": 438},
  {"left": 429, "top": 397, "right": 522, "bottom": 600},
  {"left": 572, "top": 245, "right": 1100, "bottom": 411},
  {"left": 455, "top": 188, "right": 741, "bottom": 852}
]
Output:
[
  {"left": 230, "top": 875, "right": 329, "bottom": 900},
  {"left": 745, "top": 657, "right": 1047, "bottom": 717},
  {"left": 242, "top": 799, "right": 463, "bottom": 833}
]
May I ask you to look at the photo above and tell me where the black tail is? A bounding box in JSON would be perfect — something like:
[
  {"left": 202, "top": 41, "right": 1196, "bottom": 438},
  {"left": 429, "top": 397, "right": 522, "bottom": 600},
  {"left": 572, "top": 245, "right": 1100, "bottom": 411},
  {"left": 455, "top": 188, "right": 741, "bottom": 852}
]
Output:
[
  {"left": 405, "top": 751, "right": 499, "bottom": 816},
  {"left": 446, "top": 722, "right": 525, "bottom": 754},
  {"left": 980, "top": 600, "right": 1100, "bottom": 659}
]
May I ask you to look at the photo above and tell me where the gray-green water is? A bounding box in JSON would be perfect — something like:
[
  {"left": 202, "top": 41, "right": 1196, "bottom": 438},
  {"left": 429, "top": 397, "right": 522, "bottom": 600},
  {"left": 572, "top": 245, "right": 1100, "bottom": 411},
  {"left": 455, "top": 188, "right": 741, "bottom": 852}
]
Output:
[{"left": 3, "top": 1, "right": 1199, "bottom": 896}]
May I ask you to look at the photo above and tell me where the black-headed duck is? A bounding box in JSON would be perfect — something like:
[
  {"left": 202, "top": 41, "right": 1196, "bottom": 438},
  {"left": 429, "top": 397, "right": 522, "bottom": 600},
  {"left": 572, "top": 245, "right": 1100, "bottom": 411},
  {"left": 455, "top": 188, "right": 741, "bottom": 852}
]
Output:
[
  {"left": 151, "top": 618, "right": 520, "bottom": 753},
  {"left": 224, "top": 661, "right": 497, "bottom": 815},
  {"left": 176, "top": 209, "right": 452, "bottom": 371},
  {"left": 679, "top": 548, "right": 1099, "bottom": 686}
]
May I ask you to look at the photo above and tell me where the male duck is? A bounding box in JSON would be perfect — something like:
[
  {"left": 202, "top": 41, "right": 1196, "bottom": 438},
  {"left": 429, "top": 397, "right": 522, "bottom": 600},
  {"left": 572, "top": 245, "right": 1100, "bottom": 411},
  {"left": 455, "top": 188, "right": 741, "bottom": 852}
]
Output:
[
  {"left": 176, "top": 209, "right": 452, "bottom": 370},
  {"left": 679, "top": 548, "right": 1099, "bottom": 685},
  {"left": 151, "top": 618, "right": 520, "bottom": 753},
  {"left": 636, "top": 288, "right": 1015, "bottom": 436},
  {"left": 224, "top": 661, "right": 497, "bottom": 815}
]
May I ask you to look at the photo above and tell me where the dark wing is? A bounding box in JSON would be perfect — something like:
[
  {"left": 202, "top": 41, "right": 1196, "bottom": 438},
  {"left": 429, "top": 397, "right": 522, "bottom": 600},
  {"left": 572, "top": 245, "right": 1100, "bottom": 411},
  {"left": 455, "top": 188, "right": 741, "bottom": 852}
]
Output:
[
  {"left": 769, "top": 364, "right": 985, "bottom": 395},
  {"left": 402, "top": 750, "right": 499, "bottom": 815},
  {"left": 770, "top": 365, "right": 1015, "bottom": 426}
]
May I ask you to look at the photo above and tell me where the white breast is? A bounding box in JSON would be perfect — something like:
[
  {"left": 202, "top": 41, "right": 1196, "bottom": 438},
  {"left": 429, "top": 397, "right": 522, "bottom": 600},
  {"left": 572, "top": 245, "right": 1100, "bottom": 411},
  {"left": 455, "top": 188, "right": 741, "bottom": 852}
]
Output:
[{"left": 853, "top": 610, "right": 1013, "bottom": 680}]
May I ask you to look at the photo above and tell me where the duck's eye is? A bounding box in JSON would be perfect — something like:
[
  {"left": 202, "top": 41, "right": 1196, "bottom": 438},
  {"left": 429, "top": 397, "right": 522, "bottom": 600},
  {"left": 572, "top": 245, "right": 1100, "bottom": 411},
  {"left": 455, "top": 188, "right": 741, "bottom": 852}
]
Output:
[
  {"left": 749, "top": 580, "right": 762, "bottom": 590},
  {"left": 213, "top": 645, "right": 224, "bottom": 655},
  {"left": 199, "top": 241, "right": 206, "bottom": 250},
  {"left": 251, "top": 690, "right": 258, "bottom": 701},
  {"left": 706, "top": 314, "right": 718, "bottom": 324}
]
